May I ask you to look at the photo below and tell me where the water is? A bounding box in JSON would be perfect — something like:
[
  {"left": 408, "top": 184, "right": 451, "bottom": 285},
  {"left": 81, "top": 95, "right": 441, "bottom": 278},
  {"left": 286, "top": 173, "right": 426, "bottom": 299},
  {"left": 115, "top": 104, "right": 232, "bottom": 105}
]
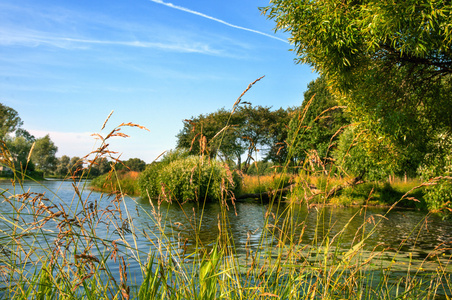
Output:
[{"left": 1, "top": 180, "right": 451, "bottom": 295}]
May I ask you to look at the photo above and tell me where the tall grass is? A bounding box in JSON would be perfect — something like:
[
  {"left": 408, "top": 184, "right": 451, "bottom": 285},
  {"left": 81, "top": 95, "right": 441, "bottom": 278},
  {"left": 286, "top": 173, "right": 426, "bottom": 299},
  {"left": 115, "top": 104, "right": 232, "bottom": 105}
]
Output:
[
  {"left": 239, "top": 173, "right": 293, "bottom": 195},
  {"left": 90, "top": 170, "right": 141, "bottom": 196},
  {"left": 0, "top": 81, "right": 451, "bottom": 299}
]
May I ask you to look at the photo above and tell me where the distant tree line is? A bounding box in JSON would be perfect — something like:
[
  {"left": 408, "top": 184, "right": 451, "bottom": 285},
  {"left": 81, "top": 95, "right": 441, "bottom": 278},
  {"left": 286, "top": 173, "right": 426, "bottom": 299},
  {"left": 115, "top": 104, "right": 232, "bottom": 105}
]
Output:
[{"left": 1, "top": 103, "right": 146, "bottom": 178}]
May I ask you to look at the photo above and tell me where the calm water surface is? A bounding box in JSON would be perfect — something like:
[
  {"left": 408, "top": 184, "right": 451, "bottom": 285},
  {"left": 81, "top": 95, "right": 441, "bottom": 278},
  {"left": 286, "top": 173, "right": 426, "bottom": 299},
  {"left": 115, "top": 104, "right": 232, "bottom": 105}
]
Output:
[{"left": 1, "top": 180, "right": 451, "bottom": 286}]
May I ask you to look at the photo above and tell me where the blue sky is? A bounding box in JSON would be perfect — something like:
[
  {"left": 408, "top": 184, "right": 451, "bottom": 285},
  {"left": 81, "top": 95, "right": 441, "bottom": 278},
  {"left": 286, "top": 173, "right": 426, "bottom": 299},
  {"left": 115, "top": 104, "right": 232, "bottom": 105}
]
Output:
[{"left": 1, "top": 0, "right": 317, "bottom": 163}]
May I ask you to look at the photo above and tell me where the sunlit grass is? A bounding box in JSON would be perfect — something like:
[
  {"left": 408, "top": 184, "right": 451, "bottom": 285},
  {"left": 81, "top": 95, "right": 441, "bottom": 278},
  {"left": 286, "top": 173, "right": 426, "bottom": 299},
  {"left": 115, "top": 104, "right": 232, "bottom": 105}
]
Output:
[
  {"left": 239, "top": 173, "right": 293, "bottom": 195},
  {"left": 90, "top": 169, "right": 141, "bottom": 196},
  {"left": 1, "top": 80, "right": 451, "bottom": 299}
]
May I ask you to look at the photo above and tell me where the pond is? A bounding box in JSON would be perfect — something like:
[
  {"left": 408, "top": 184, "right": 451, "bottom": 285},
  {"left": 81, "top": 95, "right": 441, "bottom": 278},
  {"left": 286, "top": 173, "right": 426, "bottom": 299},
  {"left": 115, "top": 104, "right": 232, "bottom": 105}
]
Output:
[{"left": 1, "top": 179, "right": 451, "bottom": 297}]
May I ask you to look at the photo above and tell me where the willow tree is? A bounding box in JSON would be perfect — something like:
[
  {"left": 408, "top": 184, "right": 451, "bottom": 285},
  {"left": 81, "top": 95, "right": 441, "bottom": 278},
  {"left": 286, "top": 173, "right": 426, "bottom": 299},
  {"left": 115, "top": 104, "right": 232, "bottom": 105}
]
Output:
[
  {"left": 263, "top": 0, "right": 452, "bottom": 208},
  {"left": 288, "top": 76, "right": 349, "bottom": 170},
  {"left": 264, "top": 1, "right": 451, "bottom": 168}
]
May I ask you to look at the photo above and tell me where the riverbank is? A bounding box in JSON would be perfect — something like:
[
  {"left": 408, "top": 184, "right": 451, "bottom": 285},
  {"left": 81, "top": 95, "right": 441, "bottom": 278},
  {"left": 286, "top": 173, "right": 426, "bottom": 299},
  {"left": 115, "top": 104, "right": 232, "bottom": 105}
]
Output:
[
  {"left": 89, "top": 171, "right": 426, "bottom": 210},
  {"left": 90, "top": 170, "right": 141, "bottom": 196},
  {"left": 1, "top": 179, "right": 450, "bottom": 299}
]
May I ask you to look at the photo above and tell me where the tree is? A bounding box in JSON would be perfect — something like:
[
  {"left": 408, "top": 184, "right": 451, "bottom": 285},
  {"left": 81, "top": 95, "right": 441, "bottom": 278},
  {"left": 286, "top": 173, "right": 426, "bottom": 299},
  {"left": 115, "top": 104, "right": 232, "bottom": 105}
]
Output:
[
  {"left": 5, "top": 136, "right": 35, "bottom": 173},
  {"left": 287, "top": 76, "right": 349, "bottom": 170},
  {"left": 239, "top": 105, "right": 277, "bottom": 172},
  {"left": 263, "top": 0, "right": 452, "bottom": 177},
  {"left": 0, "top": 104, "right": 36, "bottom": 175},
  {"left": 115, "top": 158, "right": 146, "bottom": 172},
  {"left": 69, "top": 156, "right": 84, "bottom": 177},
  {"left": 93, "top": 157, "right": 112, "bottom": 175},
  {"left": 332, "top": 126, "right": 394, "bottom": 180},
  {"left": 262, "top": 107, "right": 295, "bottom": 167},
  {"left": 55, "top": 155, "right": 71, "bottom": 177},
  {"left": 30, "top": 135, "right": 58, "bottom": 174},
  {"left": 124, "top": 158, "right": 146, "bottom": 172},
  {"left": 15, "top": 128, "right": 35, "bottom": 143},
  {"left": 0, "top": 103, "right": 23, "bottom": 140},
  {"left": 176, "top": 105, "right": 293, "bottom": 173},
  {"left": 263, "top": 1, "right": 452, "bottom": 89},
  {"left": 176, "top": 108, "right": 246, "bottom": 166}
]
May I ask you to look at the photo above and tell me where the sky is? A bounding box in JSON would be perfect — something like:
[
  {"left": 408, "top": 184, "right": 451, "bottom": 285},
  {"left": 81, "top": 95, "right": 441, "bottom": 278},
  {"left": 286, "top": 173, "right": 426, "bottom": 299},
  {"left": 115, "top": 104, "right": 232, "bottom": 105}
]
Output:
[{"left": 1, "top": 0, "right": 317, "bottom": 163}]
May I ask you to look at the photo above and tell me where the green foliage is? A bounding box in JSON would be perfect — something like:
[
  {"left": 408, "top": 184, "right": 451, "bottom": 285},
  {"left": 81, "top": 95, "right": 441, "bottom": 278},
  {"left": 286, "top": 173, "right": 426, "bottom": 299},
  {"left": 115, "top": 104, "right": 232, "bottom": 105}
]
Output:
[
  {"left": 423, "top": 180, "right": 452, "bottom": 212},
  {"left": 332, "top": 126, "right": 392, "bottom": 180},
  {"left": 239, "top": 105, "right": 288, "bottom": 172},
  {"left": 30, "top": 134, "right": 58, "bottom": 174},
  {"left": 4, "top": 136, "right": 35, "bottom": 173},
  {"left": 176, "top": 108, "right": 245, "bottom": 163},
  {"left": 1, "top": 103, "right": 59, "bottom": 178},
  {"left": 69, "top": 156, "right": 84, "bottom": 177},
  {"left": 288, "top": 75, "right": 349, "bottom": 165},
  {"left": 264, "top": 0, "right": 452, "bottom": 210},
  {"left": 15, "top": 128, "right": 35, "bottom": 142},
  {"left": 139, "top": 151, "right": 235, "bottom": 202},
  {"left": 0, "top": 103, "right": 23, "bottom": 140},
  {"left": 176, "top": 105, "right": 293, "bottom": 173},
  {"left": 419, "top": 133, "right": 452, "bottom": 212},
  {"left": 88, "top": 157, "right": 111, "bottom": 177},
  {"left": 116, "top": 157, "right": 146, "bottom": 172},
  {"left": 262, "top": 107, "right": 294, "bottom": 165},
  {"left": 54, "top": 155, "right": 71, "bottom": 177},
  {"left": 263, "top": 0, "right": 452, "bottom": 90}
]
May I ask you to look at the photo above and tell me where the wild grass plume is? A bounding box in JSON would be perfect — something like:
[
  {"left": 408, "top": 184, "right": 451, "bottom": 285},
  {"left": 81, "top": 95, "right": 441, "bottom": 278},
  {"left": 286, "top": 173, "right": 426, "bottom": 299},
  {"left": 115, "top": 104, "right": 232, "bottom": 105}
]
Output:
[{"left": 1, "top": 81, "right": 451, "bottom": 299}]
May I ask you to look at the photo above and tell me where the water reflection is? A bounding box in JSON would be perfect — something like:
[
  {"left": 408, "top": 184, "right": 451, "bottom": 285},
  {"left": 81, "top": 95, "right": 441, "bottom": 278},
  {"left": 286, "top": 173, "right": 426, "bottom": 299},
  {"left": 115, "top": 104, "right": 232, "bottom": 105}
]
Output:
[
  {"left": 135, "top": 194, "right": 452, "bottom": 261},
  {"left": 1, "top": 180, "right": 452, "bottom": 272}
]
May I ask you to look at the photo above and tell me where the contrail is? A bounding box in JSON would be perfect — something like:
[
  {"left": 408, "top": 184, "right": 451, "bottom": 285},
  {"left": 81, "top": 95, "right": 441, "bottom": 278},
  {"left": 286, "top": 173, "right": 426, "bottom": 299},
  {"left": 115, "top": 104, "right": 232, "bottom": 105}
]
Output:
[{"left": 149, "top": 0, "right": 288, "bottom": 43}]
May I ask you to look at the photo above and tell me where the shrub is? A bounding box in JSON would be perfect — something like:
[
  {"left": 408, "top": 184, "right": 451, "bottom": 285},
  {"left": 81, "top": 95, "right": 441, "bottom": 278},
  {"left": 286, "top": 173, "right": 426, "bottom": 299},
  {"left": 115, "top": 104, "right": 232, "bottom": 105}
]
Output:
[
  {"left": 419, "top": 133, "right": 452, "bottom": 213},
  {"left": 139, "top": 154, "right": 235, "bottom": 202},
  {"left": 423, "top": 180, "right": 452, "bottom": 212}
]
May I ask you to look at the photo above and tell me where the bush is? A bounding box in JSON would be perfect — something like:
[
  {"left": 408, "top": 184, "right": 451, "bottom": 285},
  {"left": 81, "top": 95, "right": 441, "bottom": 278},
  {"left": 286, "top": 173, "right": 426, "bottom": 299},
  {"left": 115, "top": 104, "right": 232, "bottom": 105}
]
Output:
[
  {"left": 424, "top": 180, "right": 452, "bottom": 212},
  {"left": 139, "top": 153, "right": 235, "bottom": 202},
  {"left": 419, "top": 133, "right": 452, "bottom": 213}
]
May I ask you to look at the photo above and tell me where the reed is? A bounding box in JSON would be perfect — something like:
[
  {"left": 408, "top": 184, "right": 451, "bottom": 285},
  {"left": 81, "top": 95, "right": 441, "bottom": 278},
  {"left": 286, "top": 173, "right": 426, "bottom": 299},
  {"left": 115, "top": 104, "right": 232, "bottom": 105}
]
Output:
[
  {"left": 90, "top": 170, "right": 141, "bottom": 196},
  {"left": 0, "top": 82, "right": 451, "bottom": 299},
  {"left": 239, "top": 173, "right": 292, "bottom": 195}
]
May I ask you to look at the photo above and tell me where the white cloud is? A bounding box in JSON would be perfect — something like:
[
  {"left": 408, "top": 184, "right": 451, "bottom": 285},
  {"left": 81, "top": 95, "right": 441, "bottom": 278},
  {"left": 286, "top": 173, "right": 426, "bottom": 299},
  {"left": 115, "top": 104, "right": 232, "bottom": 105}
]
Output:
[
  {"left": 27, "top": 129, "right": 164, "bottom": 163},
  {"left": 0, "top": 28, "right": 221, "bottom": 54},
  {"left": 149, "top": 0, "right": 288, "bottom": 43},
  {"left": 29, "top": 130, "right": 97, "bottom": 158}
]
